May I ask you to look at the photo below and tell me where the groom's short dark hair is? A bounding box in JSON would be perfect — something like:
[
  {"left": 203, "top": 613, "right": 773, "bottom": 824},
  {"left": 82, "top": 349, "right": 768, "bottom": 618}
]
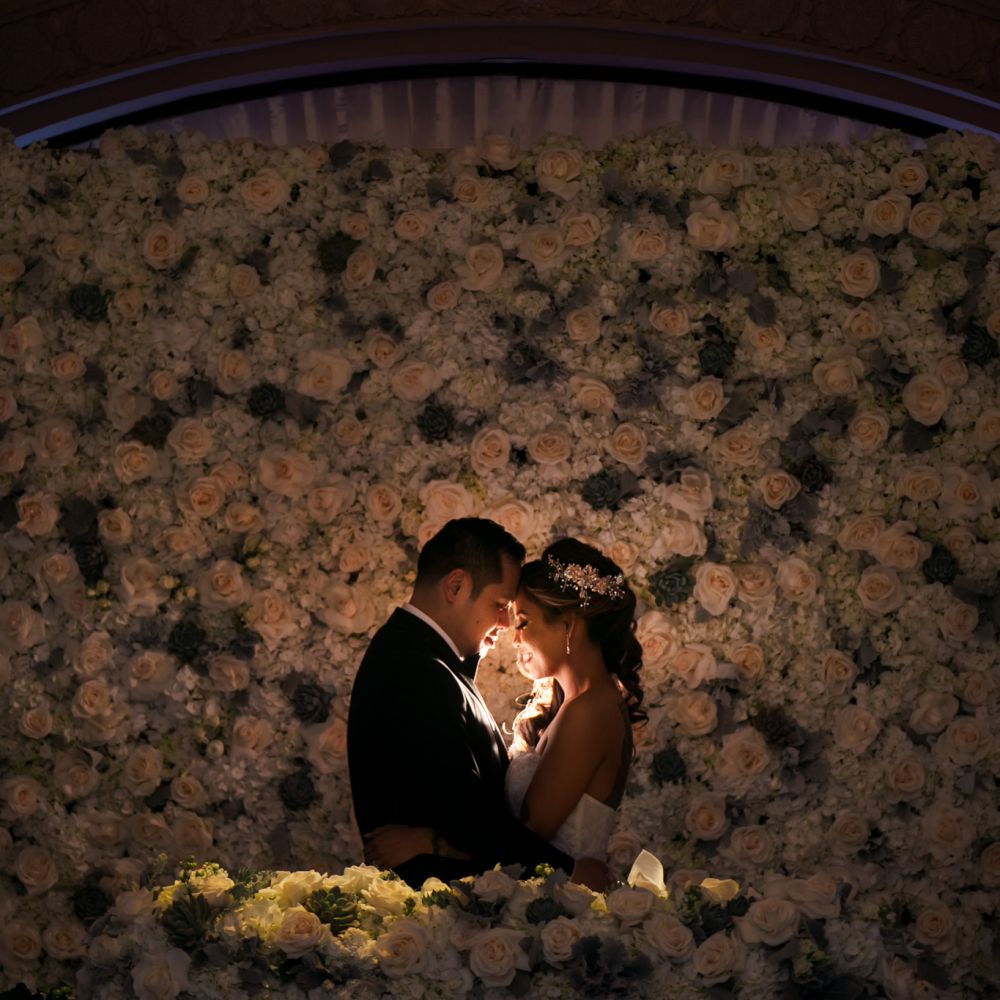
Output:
[{"left": 416, "top": 518, "right": 525, "bottom": 597}]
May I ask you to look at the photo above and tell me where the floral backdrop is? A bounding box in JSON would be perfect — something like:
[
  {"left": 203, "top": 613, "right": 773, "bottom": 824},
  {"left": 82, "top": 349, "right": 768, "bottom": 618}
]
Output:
[{"left": 0, "top": 122, "right": 998, "bottom": 996}]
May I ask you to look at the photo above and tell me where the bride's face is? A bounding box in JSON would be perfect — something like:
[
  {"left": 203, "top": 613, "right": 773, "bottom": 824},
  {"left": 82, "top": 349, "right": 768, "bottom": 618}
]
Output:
[{"left": 511, "top": 593, "right": 564, "bottom": 680}]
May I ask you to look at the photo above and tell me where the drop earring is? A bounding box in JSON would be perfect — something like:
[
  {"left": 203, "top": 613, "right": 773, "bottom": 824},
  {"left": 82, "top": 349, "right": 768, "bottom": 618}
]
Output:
[{"left": 565, "top": 630, "right": 571, "bottom": 656}]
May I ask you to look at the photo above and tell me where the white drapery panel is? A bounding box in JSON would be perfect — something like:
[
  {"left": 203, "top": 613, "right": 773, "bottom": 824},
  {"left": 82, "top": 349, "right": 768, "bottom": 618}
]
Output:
[{"left": 145, "top": 75, "right": 914, "bottom": 149}]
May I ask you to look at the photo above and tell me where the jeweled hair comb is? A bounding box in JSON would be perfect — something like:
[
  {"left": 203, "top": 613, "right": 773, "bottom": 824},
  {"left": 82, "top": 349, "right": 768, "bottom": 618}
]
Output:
[{"left": 546, "top": 554, "right": 626, "bottom": 607}]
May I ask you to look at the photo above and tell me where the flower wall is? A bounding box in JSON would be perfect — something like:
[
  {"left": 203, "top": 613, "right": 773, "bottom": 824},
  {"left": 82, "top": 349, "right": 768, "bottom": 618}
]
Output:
[{"left": 0, "top": 124, "right": 999, "bottom": 994}]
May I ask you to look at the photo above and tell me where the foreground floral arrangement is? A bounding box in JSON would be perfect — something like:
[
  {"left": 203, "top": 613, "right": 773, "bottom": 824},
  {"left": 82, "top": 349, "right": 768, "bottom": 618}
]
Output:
[
  {"left": 0, "top": 124, "right": 998, "bottom": 995},
  {"left": 69, "top": 859, "right": 903, "bottom": 999}
]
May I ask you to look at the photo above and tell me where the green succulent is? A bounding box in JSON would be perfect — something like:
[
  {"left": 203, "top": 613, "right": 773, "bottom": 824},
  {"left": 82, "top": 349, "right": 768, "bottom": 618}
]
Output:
[{"left": 303, "top": 887, "right": 358, "bottom": 935}]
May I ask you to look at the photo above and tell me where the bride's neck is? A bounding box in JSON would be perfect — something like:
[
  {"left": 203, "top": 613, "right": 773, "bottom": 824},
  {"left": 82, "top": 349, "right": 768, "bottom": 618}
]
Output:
[{"left": 554, "top": 646, "right": 610, "bottom": 702}]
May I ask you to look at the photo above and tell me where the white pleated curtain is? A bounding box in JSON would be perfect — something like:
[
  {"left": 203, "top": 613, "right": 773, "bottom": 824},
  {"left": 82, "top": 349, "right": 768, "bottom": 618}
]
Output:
[{"left": 146, "top": 76, "right": 908, "bottom": 149}]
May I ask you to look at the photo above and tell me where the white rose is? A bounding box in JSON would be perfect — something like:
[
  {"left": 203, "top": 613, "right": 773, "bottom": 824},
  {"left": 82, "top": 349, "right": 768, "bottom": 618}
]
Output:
[
  {"left": 375, "top": 918, "right": 428, "bottom": 976},
  {"left": 16, "top": 492, "right": 59, "bottom": 537},
  {"left": 528, "top": 426, "right": 572, "bottom": 464},
  {"left": 635, "top": 610, "right": 679, "bottom": 668},
  {"left": 304, "top": 717, "right": 348, "bottom": 775},
  {"left": 862, "top": 190, "right": 910, "bottom": 236},
  {"left": 856, "top": 567, "right": 904, "bottom": 613},
  {"left": 889, "top": 157, "right": 928, "bottom": 194},
  {"left": 813, "top": 350, "right": 865, "bottom": 395},
  {"left": 607, "top": 829, "right": 643, "bottom": 871},
  {"left": 908, "top": 201, "right": 944, "bottom": 240},
  {"left": 848, "top": 409, "right": 891, "bottom": 454},
  {"left": 208, "top": 654, "right": 250, "bottom": 693},
  {"left": 623, "top": 226, "right": 668, "bottom": 262},
  {"left": 393, "top": 210, "right": 432, "bottom": 241},
  {"left": 606, "top": 422, "right": 647, "bottom": 468},
  {"left": 902, "top": 373, "right": 950, "bottom": 426},
  {"left": 33, "top": 418, "right": 78, "bottom": 466},
  {"left": 552, "top": 878, "right": 598, "bottom": 916},
  {"left": 122, "top": 745, "right": 164, "bottom": 796},
  {"left": 698, "top": 149, "right": 754, "bottom": 197},
  {"left": 780, "top": 182, "right": 825, "bottom": 231},
  {"left": 455, "top": 243, "right": 504, "bottom": 291},
  {"left": 426, "top": 280, "right": 460, "bottom": 311},
  {"left": 16, "top": 844, "right": 58, "bottom": 895},
  {"left": 692, "top": 931, "right": 744, "bottom": 985},
  {"left": 0, "top": 601, "right": 46, "bottom": 650},
  {"left": 959, "top": 670, "right": 991, "bottom": 707},
  {"left": 643, "top": 913, "right": 695, "bottom": 960},
  {"left": 536, "top": 146, "right": 583, "bottom": 199},
  {"left": 606, "top": 886, "right": 654, "bottom": 926},
  {"left": 669, "top": 643, "right": 717, "bottom": 689},
  {"left": 839, "top": 248, "right": 880, "bottom": 298},
  {"left": 141, "top": 222, "right": 184, "bottom": 270},
  {"left": 343, "top": 246, "right": 377, "bottom": 289},
  {"left": 655, "top": 516, "right": 707, "bottom": 558},
  {"left": 649, "top": 303, "right": 690, "bottom": 336},
  {"left": 98, "top": 508, "right": 134, "bottom": 546},
  {"left": 914, "top": 905, "right": 954, "bottom": 951},
  {"left": 735, "top": 563, "right": 776, "bottom": 604},
  {"left": 686, "top": 378, "right": 726, "bottom": 420},
  {"left": 663, "top": 468, "right": 713, "bottom": 519},
  {"left": 735, "top": 898, "right": 799, "bottom": 946},
  {"left": 842, "top": 302, "right": 882, "bottom": 343},
  {"left": 973, "top": 408, "right": 1000, "bottom": 450},
  {"left": 317, "top": 580, "right": 375, "bottom": 634},
  {"left": 940, "top": 465, "right": 993, "bottom": 520},
  {"left": 473, "top": 869, "right": 517, "bottom": 903},
  {"left": 42, "top": 918, "right": 88, "bottom": 961},
  {"left": 470, "top": 428, "right": 510, "bottom": 476},
  {"left": 468, "top": 927, "right": 528, "bottom": 987},
  {"left": 562, "top": 211, "right": 602, "bottom": 246},
  {"left": 366, "top": 483, "right": 402, "bottom": 524},
  {"left": 0, "top": 919, "right": 42, "bottom": 965},
  {"left": 686, "top": 197, "right": 740, "bottom": 251},
  {"left": 833, "top": 704, "right": 881, "bottom": 753},
  {"left": 258, "top": 446, "right": 315, "bottom": 498},
  {"left": 776, "top": 557, "right": 819, "bottom": 603},
  {"left": 685, "top": 792, "right": 729, "bottom": 841},
  {"left": 518, "top": 226, "right": 566, "bottom": 271},
  {"left": 422, "top": 480, "right": 476, "bottom": 523},
  {"left": 921, "top": 802, "right": 973, "bottom": 863},
  {"left": 713, "top": 426, "right": 760, "bottom": 466},
  {"left": 827, "top": 810, "right": 869, "bottom": 855},
  {"left": 742, "top": 317, "right": 786, "bottom": 353},
  {"left": 885, "top": 753, "right": 926, "bottom": 801},
  {"left": 569, "top": 374, "right": 615, "bottom": 414},
  {"left": 125, "top": 650, "right": 176, "bottom": 700},
  {"left": 693, "top": 562, "right": 737, "bottom": 615},
  {"left": 908, "top": 691, "right": 958, "bottom": 735},
  {"left": 390, "top": 359, "right": 441, "bottom": 402},
  {"left": 119, "top": 557, "right": 170, "bottom": 616},
  {"left": 728, "top": 825, "right": 775, "bottom": 865},
  {"left": 198, "top": 559, "right": 251, "bottom": 611},
  {"left": 240, "top": 168, "right": 289, "bottom": 213},
  {"left": 232, "top": 715, "right": 274, "bottom": 756},
  {"left": 296, "top": 350, "right": 353, "bottom": 401},
  {"left": 757, "top": 469, "right": 800, "bottom": 509},
  {"left": 250, "top": 590, "right": 299, "bottom": 649},
  {"left": 540, "top": 916, "right": 581, "bottom": 963},
  {"left": 668, "top": 691, "right": 718, "bottom": 736},
  {"left": 131, "top": 948, "right": 191, "bottom": 1000},
  {"left": 719, "top": 727, "right": 771, "bottom": 779},
  {"left": 873, "top": 522, "right": 931, "bottom": 571},
  {"left": 305, "top": 477, "right": 354, "bottom": 526}
]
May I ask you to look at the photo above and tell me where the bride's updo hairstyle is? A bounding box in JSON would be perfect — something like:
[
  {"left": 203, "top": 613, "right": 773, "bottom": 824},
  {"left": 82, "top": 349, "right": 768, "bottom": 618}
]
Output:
[{"left": 512, "top": 538, "right": 645, "bottom": 750}]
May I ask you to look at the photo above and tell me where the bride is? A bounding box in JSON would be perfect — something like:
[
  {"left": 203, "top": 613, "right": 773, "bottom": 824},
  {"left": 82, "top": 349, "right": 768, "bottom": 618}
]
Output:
[{"left": 363, "top": 537, "right": 645, "bottom": 882}]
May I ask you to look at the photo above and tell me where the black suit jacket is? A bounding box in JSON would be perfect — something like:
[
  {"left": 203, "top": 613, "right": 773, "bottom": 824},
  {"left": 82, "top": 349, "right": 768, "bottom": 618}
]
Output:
[{"left": 347, "top": 607, "right": 574, "bottom": 886}]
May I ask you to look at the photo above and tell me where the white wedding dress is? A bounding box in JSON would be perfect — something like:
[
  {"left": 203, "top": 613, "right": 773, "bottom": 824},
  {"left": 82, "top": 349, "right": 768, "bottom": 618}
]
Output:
[{"left": 505, "top": 750, "right": 617, "bottom": 860}]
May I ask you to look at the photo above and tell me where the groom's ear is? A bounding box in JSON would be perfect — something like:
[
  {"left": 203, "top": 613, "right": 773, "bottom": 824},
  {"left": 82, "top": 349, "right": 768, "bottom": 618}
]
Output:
[{"left": 441, "top": 568, "right": 469, "bottom": 604}]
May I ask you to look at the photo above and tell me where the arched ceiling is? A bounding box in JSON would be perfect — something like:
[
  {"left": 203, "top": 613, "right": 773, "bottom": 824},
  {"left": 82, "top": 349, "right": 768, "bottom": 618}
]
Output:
[{"left": 1, "top": 0, "right": 998, "bottom": 144}]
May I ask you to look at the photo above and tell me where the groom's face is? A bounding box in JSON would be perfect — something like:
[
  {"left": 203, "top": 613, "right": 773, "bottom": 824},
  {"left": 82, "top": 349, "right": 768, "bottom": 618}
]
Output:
[{"left": 459, "top": 554, "right": 520, "bottom": 658}]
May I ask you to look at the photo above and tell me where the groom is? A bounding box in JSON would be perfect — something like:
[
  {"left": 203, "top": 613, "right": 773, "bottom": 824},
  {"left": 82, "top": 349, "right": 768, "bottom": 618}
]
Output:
[{"left": 348, "top": 517, "right": 591, "bottom": 886}]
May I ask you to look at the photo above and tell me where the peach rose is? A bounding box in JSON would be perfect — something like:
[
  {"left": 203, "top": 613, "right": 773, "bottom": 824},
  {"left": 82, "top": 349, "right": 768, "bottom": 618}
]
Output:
[
  {"left": 216, "top": 350, "right": 253, "bottom": 392},
  {"left": 528, "top": 426, "right": 572, "bottom": 465},
  {"left": 176, "top": 174, "right": 209, "bottom": 204},
  {"left": 827, "top": 810, "right": 869, "bottom": 855},
  {"left": 839, "top": 248, "right": 880, "bottom": 297},
  {"left": 742, "top": 318, "right": 786, "bottom": 353},
  {"left": 838, "top": 514, "right": 885, "bottom": 553},
  {"left": 366, "top": 331, "right": 402, "bottom": 370},
  {"left": 166, "top": 418, "right": 213, "bottom": 464},
  {"left": 333, "top": 415, "right": 365, "bottom": 447},
  {"left": 902, "top": 373, "right": 950, "bottom": 426},
  {"left": 735, "top": 562, "right": 776, "bottom": 603},
  {"left": 536, "top": 146, "right": 583, "bottom": 199},
  {"left": 935, "top": 355, "right": 968, "bottom": 389},
  {"left": 20, "top": 699, "right": 53, "bottom": 739},
  {"left": 3, "top": 776, "right": 42, "bottom": 818},
  {"left": 623, "top": 226, "right": 668, "bottom": 262},
  {"left": 0, "top": 601, "right": 46, "bottom": 650},
  {"left": 712, "top": 426, "right": 760, "bottom": 466},
  {"left": 730, "top": 642, "right": 765, "bottom": 682},
  {"left": 97, "top": 508, "right": 133, "bottom": 546},
  {"left": 941, "top": 716, "right": 990, "bottom": 765},
  {"left": 649, "top": 303, "right": 690, "bottom": 337},
  {"left": 813, "top": 350, "right": 865, "bottom": 395},
  {"left": 565, "top": 307, "right": 602, "bottom": 344},
  {"left": 258, "top": 446, "right": 315, "bottom": 499},
  {"left": 569, "top": 375, "right": 615, "bottom": 415},
  {"left": 857, "top": 567, "right": 904, "bottom": 613},
  {"left": 914, "top": 905, "right": 954, "bottom": 951},
  {"left": 240, "top": 168, "right": 290, "bottom": 213},
  {"left": 757, "top": 469, "right": 800, "bottom": 509},
  {"left": 908, "top": 201, "right": 944, "bottom": 240},
  {"left": 776, "top": 557, "right": 818, "bottom": 603},
  {"left": 118, "top": 557, "right": 170, "bottom": 616},
  {"left": 229, "top": 263, "right": 260, "bottom": 298},
  {"left": 51, "top": 351, "right": 86, "bottom": 381},
  {"left": 366, "top": 483, "right": 402, "bottom": 524},
  {"left": 885, "top": 753, "right": 926, "bottom": 801},
  {"left": 73, "top": 631, "right": 114, "bottom": 677},
  {"left": 304, "top": 717, "right": 348, "bottom": 775},
  {"left": 518, "top": 226, "right": 566, "bottom": 271},
  {"left": 390, "top": 359, "right": 441, "bottom": 402},
  {"left": 231, "top": 715, "right": 275, "bottom": 756},
  {"left": 848, "top": 410, "right": 891, "bottom": 454},
  {"left": 562, "top": 211, "right": 602, "bottom": 246},
  {"left": 112, "top": 441, "right": 159, "bottom": 484},
  {"left": 198, "top": 559, "right": 251, "bottom": 611},
  {"left": 33, "top": 418, "right": 77, "bottom": 466},
  {"left": 16, "top": 492, "right": 59, "bottom": 537},
  {"left": 455, "top": 243, "right": 504, "bottom": 291},
  {"left": 668, "top": 692, "right": 718, "bottom": 736},
  {"left": 148, "top": 369, "right": 181, "bottom": 401},
  {"left": 872, "top": 522, "right": 931, "bottom": 571},
  {"left": 686, "top": 378, "right": 726, "bottom": 420},
  {"left": 343, "top": 246, "right": 377, "bottom": 289},
  {"left": 121, "top": 745, "right": 164, "bottom": 796},
  {"left": 340, "top": 211, "right": 369, "bottom": 239},
  {"left": 0, "top": 252, "right": 26, "bottom": 282},
  {"left": 1, "top": 315, "right": 44, "bottom": 362},
  {"left": 693, "top": 562, "right": 737, "bottom": 616},
  {"left": 889, "top": 158, "right": 928, "bottom": 195},
  {"left": 606, "top": 423, "right": 647, "bottom": 468},
  {"left": 686, "top": 198, "right": 740, "bottom": 251},
  {"left": 16, "top": 845, "right": 58, "bottom": 895},
  {"left": 394, "top": 210, "right": 432, "bottom": 241},
  {"left": 141, "top": 222, "right": 184, "bottom": 269},
  {"left": 297, "top": 350, "right": 352, "bottom": 401},
  {"left": 114, "top": 287, "right": 145, "bottom": 320},
  {"left": 842, "top": 302, "right": 882, "bottom": 343},
  {"left": 822, "top": 650, "right": 857, "bottom": 696},
  {"left": 896, "top": 465, "right": 941, "bottom": 502},
  {"left": 208, "top": 654, "right": 250, "bottom": 692},
  {"left": 833, "top": 704, "right": 881, "bottom": 753}
]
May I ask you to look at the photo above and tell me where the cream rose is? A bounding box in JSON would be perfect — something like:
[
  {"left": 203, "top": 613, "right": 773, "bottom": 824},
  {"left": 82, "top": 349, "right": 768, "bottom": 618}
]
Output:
[
  {"left": 862, "top": 190, "right": 910, "bottom": 236},
  {"left": 51, "top": 351, "right": 86, "bottom": 381},
  {"left": 668, "top": 692, "right": 718, "bottom": 736},
  {"left": 842, "top": 302, "right": 882, "bottom": 343},
  {"left": 366, "top": 483, "right": 402, "bottom": 524},
  {"left": 198, "top": 559, "right": 251, "bottom": 611},
  {"left": 839, "top": 248, "right": 880, "bottom": 298},
  {"left": 908, "top": 201, "right": 944, "bottom": 239},
  {"left": 16, "top": 492, "right": 59, "bottom": 537},
  {"left": 17, "top": 844, "right": 58, "bottom": 895},
  {"left": 940, "top": 465, "right": 993, "bottom": 520},
  {"left": 240, "top": 168, "right": 290, "bottom": 213},
  {"left": 941, "top": 716, "right": 990, "bottom": 765},
  {"left": 973, "top": 408, "right": 1000, "bottom": 450},
  {"left": 606, "top": 886, "right": 654, "bottom": 926},
  {"left": 1, "top": 315, "right": 43, "bottom": 362},
  {"left": 258, "top": 446, "right": 315, "bottom": 499},
  {"left": 112, "top": 441, "right": 159, "bottom": 484},
  {"left": 229, "top": 263, "right": 259, "bottom": 298},
  {"left": 562, "top": 211, "right": 602, "bottom": 246},
  {"left": 125, "top": 650, "right": 175, "bottom": 700},
  {"left": 340, "top": 211, "right": 369, "bottom": 239},
  {"left": 119, "top": 557, "right": 169, "bottom": 616},
  {"left": 455, "top": 243, "right": 504, "bottom": 291},
  {"left": 693, "top": 562, "right": 737, "bottom": 616},
  {"left": 390, "top": 359, "right": 441, "bottom": 402},
  {"left": 304, "top": 717, "right": 348, "bottom": 775},
  {"left": 470, "top": 428, "right": 510, "bottom": 476},
  {"left": 848, "top": 409, "right": 891, "bottom": 454},
  {"left": 306, "top": 476, "right": 355, "bottom": 525},
  {"left": 141, "top": 222, "right": 184, "bottom": 269},
  {"left": 692, "top": 931, "right": 744, "bottom": 985},
  {"left": 909, "top": 691, "right": 959, "bottom": 735},
  {"left": 889, "top": 157, "right": 928, "bottom": 195},
  {"left": 885, "top": 753, "right": 926, "bottom": 801},
  {"left": 468, "top": 928, "right": 528, "bottom": 987},
  {"left": 635, "top": 610, "right": 679, "bottom": 668},
  {"left": 343, "top": 246, "right": 377, "bottom": 289},
  {"left": 713, "top": 426, "right": 760, "bottom": 466},
  {"left": 426, "top": 280, "right": 460, "bottom": 311},
  {"left": 644, "top": 913, "right": 695, "bottom": 960},
  {"left": 536, "top": 146, "right": 583, "bottom": 199},
  {"left": 735, "top": 898, "right": 799, "bottom": 946},
  {"left": 776, "top": 557, "right": 819, "bottom": 603},
  {"left": 914, "top": 905, "right": 954, "bottom": 951},
  {"left": 250, "top": 590, "right": 299, "bottom": 649},
  {"left": 208, "top": 654, "right": 250, "bottom": 692},
  {"left": 176, "top": 174, "right": 209, "bottom": 204},
  {"left": 922, "top": 801, "right": 973, "bottom": 863},
  {"left": 656, "top": 516, "right": 707, "bottom": 558},
  {"left": 374, "top": 918, "right": 428, "bottom": 977},
  {"left": 823, "top": 649, "right": 857, "bottom": 696},
  {"left": 478, "top": 134, "right": 519, "bottom": 170},
  {"left": 165, "top": 418, "right": 213, "bottom": 464},
  {"left": 685, "top": 792, "right": 729, "bottom": 841},
  {"left": 874, "top": 522, "right": 931, "bottom": 572},
  {"left": 719, "top": 727, "right": 771, "bottom": 779},
  {"left": 669, "top": 643, "right": 717, "bottom": 688},
  {"left": 366, "top": 331, "right": 402, "bottom": 369},
  {"left": 730, "top": 642, "right": 765, "bottom": 682},
  {"left": 42, "top": 918, "right": 87, "bottom": 961},
  {"left": 0, "top": 252, "right": 26, "bottom": 282},
  {"left": 742, "top": 317, "right": 786, "bottom": 353},
  {"left": 569, "top": 374, "right": 615, "bottom": 415},
  {"left": 896, "top": 465, "right": 941, "bottom": 502},
  {"left": 518, "top": 226, "right": 566, "bottom": 271},
  {"left": 231, "top": 715, "right": 274, "bottom": 756},
  {"left": 3, "top": 776, "right": 43, "bottom": 818},
  {"left": 735, "top": 562, "right": 777, "bottom": 604},
  {"left": 606, "top": 422, "right": 647, "bottom": 468},
  {"left": 483, "top": 498, "right": 536, "bottom": 541},
  {"left": 833, "top": 704, "right": 881, "bottom": 753},
  {"left": 0, "top": 919, "right": 42, "bottom": 965},
  {"left": 728, "top": 825, "right": 775, "bottom": 865},
  {"left": 97, "top": 508, "right": 133, "bottom": 546},
  {"left": 780, "top": 182, "right": 825, "bottom": 231},
  {"left": 33, "top": 418, "right": 78, "bottom": 466},
  {"left": 856, "top": 567, "right": 904, "bottom": 613},
  {"left": 902, "top": 373, "right": 950, "bottom": 426},
  {"left": 216, "top": 350, "right": 253, "bottom": 392},
  {"left": 0, "top": 601, "right": 46, "bottom": 650},
  {"left": 317, "top": 580, "right": 375, "bottom": 634},
  {"left": 813, "top": 350, "right": 865, "bottom": 395},
  {"left": 540, "top": 916, "right": 581, "bottom": 963},
  {"left": 122, "top": 745, "right": 164, "bottom": 796},
  {"left": 757, "top": 469, "right": 800, "bottom": 509},
  {"left": 623, "top": 226, "right": 668, "bottom": 262},
  {"left": 20, "top": 700, "right": 53, "bottom": 740},
  {"left": 528, "top": 426, "right": 572, "bottom": 464},
  {"left": 686, "top": 197, "right": 740, "bottom": 251},
  {"left": 698, "top": 149, "right": 754, "bottom": 197},
  {"left": 828, "top": 810, "right": 869, "bottom": 855},
  {"left": 114, "top": 287, "right": 145, "bottom": 320},
  {"left": 565, "top": 306, "right": 602, "bottom": 344},
  {"left": 53, "top": 750, "right": 101, "bottom": 801}
]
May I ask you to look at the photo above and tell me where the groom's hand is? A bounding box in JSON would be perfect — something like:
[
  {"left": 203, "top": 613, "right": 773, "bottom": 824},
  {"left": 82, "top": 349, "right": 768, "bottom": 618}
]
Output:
[{"left": 571, "top": 856, "right": 611, "bottom": 893}]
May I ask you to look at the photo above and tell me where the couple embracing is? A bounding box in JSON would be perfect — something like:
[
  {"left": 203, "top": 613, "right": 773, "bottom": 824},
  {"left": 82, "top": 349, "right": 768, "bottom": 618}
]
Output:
[{"left": 347, "top": 517, "right": 645, "bottom": 891}]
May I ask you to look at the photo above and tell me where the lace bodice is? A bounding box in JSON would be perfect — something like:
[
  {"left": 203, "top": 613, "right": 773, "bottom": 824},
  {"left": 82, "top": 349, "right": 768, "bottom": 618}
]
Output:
[{"left": 505, "top": 750, "right": 617, "bottom": 860}]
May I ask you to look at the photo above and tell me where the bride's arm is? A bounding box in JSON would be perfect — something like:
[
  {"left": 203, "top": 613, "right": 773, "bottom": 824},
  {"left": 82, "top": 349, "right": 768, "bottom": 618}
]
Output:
[{"left": 519, "top": 698, "right": 606, "bottom": 841}]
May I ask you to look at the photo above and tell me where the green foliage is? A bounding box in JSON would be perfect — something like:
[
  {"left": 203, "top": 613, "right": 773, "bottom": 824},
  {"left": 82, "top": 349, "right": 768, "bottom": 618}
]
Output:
[{"left": 302, "top": 887, "right": 358, "bottom": 935}]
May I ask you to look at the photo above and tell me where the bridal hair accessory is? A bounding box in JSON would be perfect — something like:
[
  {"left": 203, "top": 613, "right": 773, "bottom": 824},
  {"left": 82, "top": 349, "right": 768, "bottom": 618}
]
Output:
[{"left": 546, "top": 554, "right": 626, "bottom": 607}]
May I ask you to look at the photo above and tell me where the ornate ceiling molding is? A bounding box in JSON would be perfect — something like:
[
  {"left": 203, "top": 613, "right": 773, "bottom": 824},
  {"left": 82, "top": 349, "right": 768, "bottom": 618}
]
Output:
[{"left": 1, "top": 1, "right": 998, "bottom": 142}]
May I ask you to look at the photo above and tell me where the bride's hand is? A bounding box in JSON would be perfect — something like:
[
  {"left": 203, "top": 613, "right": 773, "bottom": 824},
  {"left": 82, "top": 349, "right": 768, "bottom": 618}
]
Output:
[{"left": 363, "top": 825, "right": 435, "bottom": 870}]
